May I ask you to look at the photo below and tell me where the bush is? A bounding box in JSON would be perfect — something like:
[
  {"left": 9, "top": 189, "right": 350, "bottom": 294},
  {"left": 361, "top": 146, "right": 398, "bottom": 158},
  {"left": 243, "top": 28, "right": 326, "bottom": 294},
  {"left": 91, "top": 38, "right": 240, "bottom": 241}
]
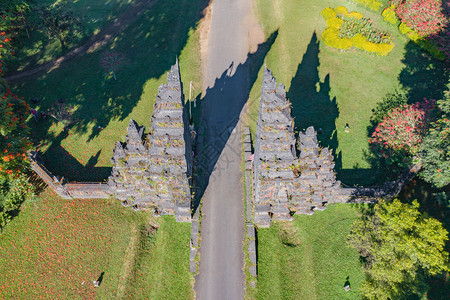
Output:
[
  {"left": 396, "top": 0, "right": 447, "bottom": 37},
  {"left": 382, "top": 5, "right": 400, "bottom": 25},
  {"left": 322, "top": 28, "right": 353, "bottom": 50},
  {"left": 321, "top": 7, "right": 336, "bottom": 19},
  {"left": 418, "top": 88, "right": 450, "bottom": 188},
  {"left": 370, "top": 90, "right": 408, "bottom": 125},
  {"left": 0, "top": 173, "right": 34, "bottom": 229},
  {"left": 369, "top": 100, "right": 435, "bottom": 155}
]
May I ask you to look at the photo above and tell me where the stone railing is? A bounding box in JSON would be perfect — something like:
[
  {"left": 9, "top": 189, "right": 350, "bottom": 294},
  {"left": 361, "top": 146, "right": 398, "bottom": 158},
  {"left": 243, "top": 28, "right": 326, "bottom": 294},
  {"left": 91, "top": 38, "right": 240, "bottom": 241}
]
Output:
[{"left": 28, "top": 151, "right": 111, "bottom": 199}]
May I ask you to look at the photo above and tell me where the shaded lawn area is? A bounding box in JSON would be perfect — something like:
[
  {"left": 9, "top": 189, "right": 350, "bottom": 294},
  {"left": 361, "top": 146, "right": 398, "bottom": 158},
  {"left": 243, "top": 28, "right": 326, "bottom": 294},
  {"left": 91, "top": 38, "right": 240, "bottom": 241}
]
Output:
[
  {"left": 248, "top": 0, "right": 448, "bottom": 186},
  {"left": 0, "top": 188, "right": 193, "bottom": 299},
  {"left": 12, "top": 0, "right": 205, "bottom": 182},
  {"left": 256, "top": 204, "right": 365, "bottom": 300},
  {"left": 7, "top": 0, "right": 136, "bottom": 73}
]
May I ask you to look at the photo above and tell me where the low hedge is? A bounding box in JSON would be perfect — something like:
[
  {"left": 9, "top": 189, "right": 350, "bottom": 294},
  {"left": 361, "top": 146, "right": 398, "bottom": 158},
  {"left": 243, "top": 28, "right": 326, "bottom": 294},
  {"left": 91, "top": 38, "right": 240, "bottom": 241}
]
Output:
[
  {"left": 399, "top": 23, "right": 445, "bottom": 60},
  {"left": 321, "top": 6, "right": 394, "bottom": 56},
  {"left": 347, "top": 0, "right": 383, "bottom": 12}
]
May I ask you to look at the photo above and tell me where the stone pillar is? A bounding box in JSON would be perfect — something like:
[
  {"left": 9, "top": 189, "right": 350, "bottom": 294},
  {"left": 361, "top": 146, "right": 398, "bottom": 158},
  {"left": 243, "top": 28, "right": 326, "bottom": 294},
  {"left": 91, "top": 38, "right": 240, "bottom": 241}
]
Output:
[{"left": 253, "top": 66, "right": 297, "bottom": 226}]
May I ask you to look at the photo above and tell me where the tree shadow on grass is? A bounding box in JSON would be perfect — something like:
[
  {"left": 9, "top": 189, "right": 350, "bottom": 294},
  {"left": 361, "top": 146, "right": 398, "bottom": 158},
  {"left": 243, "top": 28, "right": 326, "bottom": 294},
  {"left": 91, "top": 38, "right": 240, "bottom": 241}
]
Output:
[
  {"left": 192, "top": 31, "right": 278, "bottom": 213},
  {"left": 17, "top": 0, "right": 211, "bottom": 182},
  {"left": 399, "top": 41, "right": 449, "bottom": 104},
  {"left": 32, "top": 126, "right": 111, "bottom": 182}
]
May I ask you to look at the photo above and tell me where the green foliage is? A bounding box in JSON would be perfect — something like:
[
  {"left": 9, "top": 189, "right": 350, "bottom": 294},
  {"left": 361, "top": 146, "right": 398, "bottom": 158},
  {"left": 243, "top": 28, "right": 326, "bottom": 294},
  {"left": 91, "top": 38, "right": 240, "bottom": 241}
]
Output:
[
  {"left": 348, "top": 199, "right": 449, "bottom": 300},
  {"left": 36, "top": 4, "right": 82, "bottom": 48},
  {"left": 0, "top": 173, "right": 34, "bottom": 228},
  {"left": 419, "top": 88, "right": 450, "bottom": 188},
  {"left": 339, "top": 17, "right": 391, "bottom": 44},
  {"left": 0, "top": 83, "right": 32, "bottom": 174},
  {"left": 0, "top": 0, "right": 30, "bottom": 73},
  {"left": 370, "top": 90, "right": 408, "bottom": 125}
]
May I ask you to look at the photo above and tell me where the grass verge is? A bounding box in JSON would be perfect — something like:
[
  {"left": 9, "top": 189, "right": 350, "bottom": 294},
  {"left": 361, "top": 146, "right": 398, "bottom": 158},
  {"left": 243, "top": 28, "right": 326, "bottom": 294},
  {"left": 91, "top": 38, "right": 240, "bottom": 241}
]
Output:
[
  {"left": 0, "top": 188, "right": 193, "bottom": 298},
  {"left": 256, "top": 204, "right": 365, "bottom": 299}
]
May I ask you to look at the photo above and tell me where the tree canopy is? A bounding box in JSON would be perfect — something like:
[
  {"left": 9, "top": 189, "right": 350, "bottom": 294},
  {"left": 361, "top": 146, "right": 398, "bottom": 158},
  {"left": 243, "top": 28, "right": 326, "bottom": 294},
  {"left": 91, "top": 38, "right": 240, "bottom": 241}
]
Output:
[{"left": 348, "top": 199, "right": 449, "bottom": 299}]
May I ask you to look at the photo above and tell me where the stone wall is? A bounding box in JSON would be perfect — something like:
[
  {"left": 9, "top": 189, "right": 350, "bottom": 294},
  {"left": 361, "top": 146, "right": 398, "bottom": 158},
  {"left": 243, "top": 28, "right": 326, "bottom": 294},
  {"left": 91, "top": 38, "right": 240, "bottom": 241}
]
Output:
[
  {"left": 28, "top": 151, "right": 111, "bottom": 199},
  {"left": 108, "top": 60, "right": 193, "bottom": 222}
]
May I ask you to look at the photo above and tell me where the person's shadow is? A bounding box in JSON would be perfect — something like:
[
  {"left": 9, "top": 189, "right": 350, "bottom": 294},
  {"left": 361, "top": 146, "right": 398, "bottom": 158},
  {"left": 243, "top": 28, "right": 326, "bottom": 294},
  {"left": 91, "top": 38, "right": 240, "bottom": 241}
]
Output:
[{"left": 344, "top": 276, "right": 351, "bottom": 290}]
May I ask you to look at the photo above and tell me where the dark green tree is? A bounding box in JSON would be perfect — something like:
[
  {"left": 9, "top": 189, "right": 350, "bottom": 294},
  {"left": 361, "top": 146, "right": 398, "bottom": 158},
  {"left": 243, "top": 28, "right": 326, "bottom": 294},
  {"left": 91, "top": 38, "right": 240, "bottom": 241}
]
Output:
[
  {"left": 37, "top": 5, "right": 82, "bottom": 49},
  {"left": 418, "top": 86, "right": 450, "bottom": 188},
  {"left": 348, "top": 199, "right": 449, "bottom": 300}
]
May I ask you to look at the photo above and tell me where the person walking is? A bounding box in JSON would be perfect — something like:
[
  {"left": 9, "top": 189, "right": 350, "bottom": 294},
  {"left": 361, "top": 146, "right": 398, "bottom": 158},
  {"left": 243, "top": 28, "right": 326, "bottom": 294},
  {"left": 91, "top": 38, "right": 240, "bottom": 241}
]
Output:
[{"left": 30, "top": 108, "right": 38, "bottom": 122}]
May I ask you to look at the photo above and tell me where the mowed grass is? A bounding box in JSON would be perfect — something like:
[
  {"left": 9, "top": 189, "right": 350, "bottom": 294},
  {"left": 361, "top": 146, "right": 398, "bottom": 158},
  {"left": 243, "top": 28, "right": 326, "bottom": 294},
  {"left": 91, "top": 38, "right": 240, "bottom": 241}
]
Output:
[
  {"left": 124, "top": 217, "right": 194, "bottom": 299},
  {"left": 0, "top": 188, "right": 193, "bottom": 299},
  {"left": 12, "top": 0, "right": 205, "bottom": 182},
  {"left": 256, "top": 204, "right": 365, "bottom": 300},
  {"left": 248, "top": 0, "right": 447, "bottom": 186}
]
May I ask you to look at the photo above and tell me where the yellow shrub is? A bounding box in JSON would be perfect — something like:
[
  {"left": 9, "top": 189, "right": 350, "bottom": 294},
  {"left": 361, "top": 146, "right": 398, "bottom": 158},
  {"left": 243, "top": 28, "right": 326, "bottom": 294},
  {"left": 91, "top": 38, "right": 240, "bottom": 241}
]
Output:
[
  {"left": 326, "top": 17, "right": 343, "bottom": 29},
  {"left": 361, "top": 41, "right": 394, "bottom": 56},
  {"left": 321, "top": 7, "right": 336, "bottom": 20},
  {"left": 382, "top": 5, "right": 399, "bottom": 25},
  {"left": 322, "top": 28, "right": 352, "bottom": 50},
  {"left": 350, "top": 34, "right": 367, "bottom": 48},
  {"left": 334, "top": 6, "right": 349, "bottom": 17},
  {"left": 348, "top": 12, "right": 363, "bottom": 19}
]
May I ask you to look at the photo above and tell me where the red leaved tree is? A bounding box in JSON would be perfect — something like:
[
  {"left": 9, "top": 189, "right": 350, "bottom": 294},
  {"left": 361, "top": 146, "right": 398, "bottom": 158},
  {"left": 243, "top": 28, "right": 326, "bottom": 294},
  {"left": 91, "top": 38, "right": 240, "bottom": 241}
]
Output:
[
  {"left": 369, "top": 100, "right": 435, "bottom": 155},
  {"left": 395, "top": 0, "right": 447, "bottom": 36},
  {"left": 100, "top": 51, "right": 124, "bottom": 80}
]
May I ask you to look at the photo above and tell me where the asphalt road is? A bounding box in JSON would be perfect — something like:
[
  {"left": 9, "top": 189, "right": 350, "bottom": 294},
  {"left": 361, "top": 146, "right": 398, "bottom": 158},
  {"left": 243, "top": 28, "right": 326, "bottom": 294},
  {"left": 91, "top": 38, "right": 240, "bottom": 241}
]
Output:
[{"left": 194, "top": 0, "right": 252, "bottom": 299}]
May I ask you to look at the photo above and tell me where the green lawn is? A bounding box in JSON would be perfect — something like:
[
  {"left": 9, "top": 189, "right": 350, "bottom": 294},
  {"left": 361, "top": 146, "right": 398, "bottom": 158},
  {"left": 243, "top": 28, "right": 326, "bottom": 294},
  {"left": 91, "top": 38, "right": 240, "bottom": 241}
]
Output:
[
  {"left": 12, "top": 0, "right": 205, "bottom": 182},
  {"left": 256, "top": 204, "right": 365, "bottom": 300},
  {"left": 248, "top": 0, "right": 447, "bottom": 186},
  {"left": 0, "top": 188, "right": 193, "bottom": 298}
]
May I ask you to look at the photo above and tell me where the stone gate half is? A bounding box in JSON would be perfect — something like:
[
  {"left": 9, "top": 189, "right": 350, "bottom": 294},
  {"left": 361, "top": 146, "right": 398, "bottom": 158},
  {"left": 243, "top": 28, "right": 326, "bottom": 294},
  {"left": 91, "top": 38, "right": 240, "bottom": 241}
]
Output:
[
  {"left": 108, "top": 60, "right": 193, "bottom": 222},
  {"left": 253, "top": 66, "right": 340, "bottom": 227}
]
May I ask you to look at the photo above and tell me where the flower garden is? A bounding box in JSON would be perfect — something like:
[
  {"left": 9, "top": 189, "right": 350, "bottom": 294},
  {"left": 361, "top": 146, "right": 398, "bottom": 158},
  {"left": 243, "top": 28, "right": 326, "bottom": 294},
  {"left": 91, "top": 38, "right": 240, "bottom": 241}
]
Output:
[{"left": 321, "top": 6, "right": 394, "bottom": 56}]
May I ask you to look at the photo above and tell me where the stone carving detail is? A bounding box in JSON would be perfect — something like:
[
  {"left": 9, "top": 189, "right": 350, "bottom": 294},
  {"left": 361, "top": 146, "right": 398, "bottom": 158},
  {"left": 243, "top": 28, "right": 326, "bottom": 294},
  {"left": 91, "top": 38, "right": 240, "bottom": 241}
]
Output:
[{"left": 108, "top": 60, "right": 193, "bottom": 222}]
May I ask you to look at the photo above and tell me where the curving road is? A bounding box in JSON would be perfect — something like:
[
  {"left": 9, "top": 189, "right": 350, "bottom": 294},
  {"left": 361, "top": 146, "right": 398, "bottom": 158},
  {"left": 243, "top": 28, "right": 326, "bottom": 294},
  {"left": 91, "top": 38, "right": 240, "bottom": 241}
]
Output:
[{"left": 194, "top": 0, "right": 253, "bottom": 299}]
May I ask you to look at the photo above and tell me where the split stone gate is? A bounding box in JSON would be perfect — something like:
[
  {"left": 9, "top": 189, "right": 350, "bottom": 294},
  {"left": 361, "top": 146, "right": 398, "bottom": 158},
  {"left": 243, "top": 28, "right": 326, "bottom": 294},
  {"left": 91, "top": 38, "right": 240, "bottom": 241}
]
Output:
[{"left": 29, "top": 62, "right": 418, "bottom": 225}]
